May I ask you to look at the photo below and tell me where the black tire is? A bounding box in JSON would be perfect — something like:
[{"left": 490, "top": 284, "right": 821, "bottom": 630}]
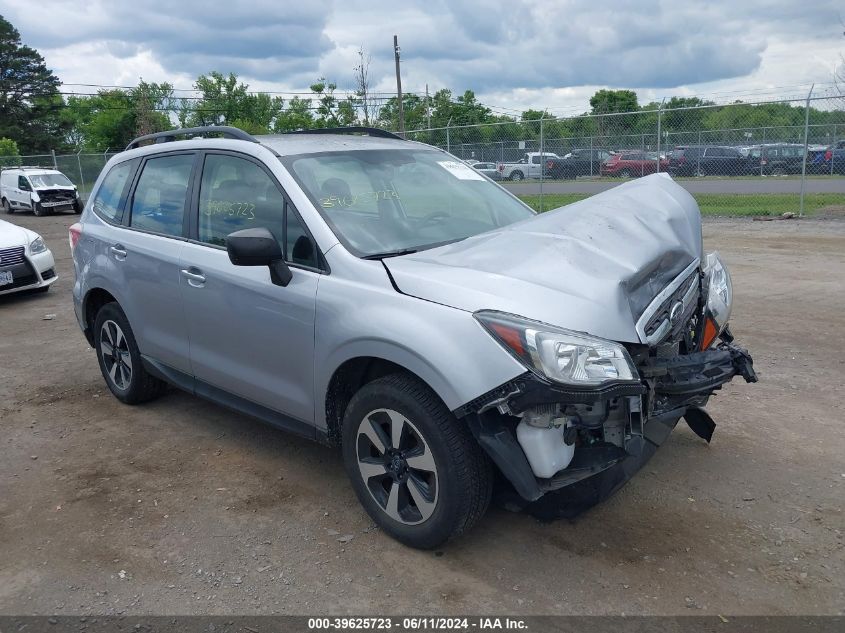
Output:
[
  {"left": 620, "top": 169, "right": 631, "bottom": 178},
  {"left": 342, "top": 373, "right": 492, "bottom": 549},
  {"left": 93, "top": 302, "right": 166, "bottom": 404},
  {"left": 32, "top": 202, "right": 46, "bottom": 217},
  {"left": 2, "top": 198, "right": 11, "bottom": 214},
  {"left": 509, "top": 170, "right": 524, "bottom": 181},
  {"left": 73, "top": 200, "right": 83, "bottom": 214}
]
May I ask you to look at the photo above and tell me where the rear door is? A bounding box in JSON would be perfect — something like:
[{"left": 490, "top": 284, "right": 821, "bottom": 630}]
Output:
[
  {"left": 179, "top": 151, "right": 320, "bottom": 426},
  {"left": 117, "top": 151, "right": 196, "bottom": 373}
]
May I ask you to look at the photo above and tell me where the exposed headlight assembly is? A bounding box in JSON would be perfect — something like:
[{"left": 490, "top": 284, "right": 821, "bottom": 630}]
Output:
[
  {"left": 29, "top": 236, "right": 47, "bottom": 254},
  {"left": 700, "top": 251, "right": 733, "bottom": 349},
  {"left": 475, "top": 311, "right": 639, "bottom": 387}
]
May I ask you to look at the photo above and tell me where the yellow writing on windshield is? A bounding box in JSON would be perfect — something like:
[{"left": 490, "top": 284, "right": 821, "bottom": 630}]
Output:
[{"left": 320, "top": 189, "right": 399, "bottom": 209}]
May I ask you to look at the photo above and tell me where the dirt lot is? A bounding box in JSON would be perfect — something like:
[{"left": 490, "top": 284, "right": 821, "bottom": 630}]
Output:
[{"left": 1, "top": 211, "right": 843, "bottom": 616}]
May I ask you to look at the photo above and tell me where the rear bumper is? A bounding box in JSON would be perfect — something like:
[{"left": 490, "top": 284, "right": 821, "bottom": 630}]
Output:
[{"left": 461, "top": 340, "right": 757, "bottom": 510}]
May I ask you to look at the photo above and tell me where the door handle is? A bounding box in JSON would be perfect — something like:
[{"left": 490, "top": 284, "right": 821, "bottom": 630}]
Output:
[
  {"left": 181, "top": 268, "right": 206, "bottom": 287},
  {"left": 109, "top": 245, "right": 127, "bottom": 259}
]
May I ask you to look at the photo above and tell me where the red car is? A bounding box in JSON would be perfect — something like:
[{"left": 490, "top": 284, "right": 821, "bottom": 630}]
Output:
[{"left": 601, "top": 151, "right": 669, "bottom": 177}]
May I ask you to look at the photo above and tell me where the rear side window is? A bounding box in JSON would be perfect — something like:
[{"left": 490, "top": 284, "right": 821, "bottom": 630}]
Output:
[
  {"left": 91, "top": 160, "right": 136, "bottom": 223},
  {"left": 130, "top": 154, "right": 194, "bottom": 237}
]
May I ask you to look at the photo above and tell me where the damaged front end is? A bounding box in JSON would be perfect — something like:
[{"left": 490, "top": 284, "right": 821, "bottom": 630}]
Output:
[{"left": 457, "top": 256, "right": 758, "bottom": 518}]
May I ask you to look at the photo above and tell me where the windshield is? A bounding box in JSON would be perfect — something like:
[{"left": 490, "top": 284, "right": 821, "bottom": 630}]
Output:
[
  {"left": 28, "top": 173, "right": 73, "bottom": 188},
  {"left": 282, "top": 149, "right": 535, "bottom": 257}
]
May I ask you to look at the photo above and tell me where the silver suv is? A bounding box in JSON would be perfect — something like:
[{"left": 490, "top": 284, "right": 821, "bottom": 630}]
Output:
[{"left": 71, "top": 126, "right": 756, "bottom": 548}]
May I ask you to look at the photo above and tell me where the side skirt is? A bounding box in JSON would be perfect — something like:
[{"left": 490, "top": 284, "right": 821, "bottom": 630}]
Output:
[{"left": 141, "top": 356, "right": 319, "bottom": 443}]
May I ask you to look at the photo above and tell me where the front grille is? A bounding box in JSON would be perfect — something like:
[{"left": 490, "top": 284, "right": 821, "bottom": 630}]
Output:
[
  {"left": 39, "top": 189, "right": 76, "bottom": 204},
  {"left": 643, "top": 272, "right": 698, "bottom": 340},
  {"left": 0, "top": 246, "right": 25, "bottom": 266},
  {"left": 635, "top": 260, "right": 702, "bottom": 347}
]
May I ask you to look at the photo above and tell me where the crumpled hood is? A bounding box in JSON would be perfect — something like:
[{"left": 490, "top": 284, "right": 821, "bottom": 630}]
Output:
[
  {"left": 0, "top": 218, "right": 35, "bottom": 249},
  {"left": 384, "top": 174, "right": 702, "bottom": 343}
]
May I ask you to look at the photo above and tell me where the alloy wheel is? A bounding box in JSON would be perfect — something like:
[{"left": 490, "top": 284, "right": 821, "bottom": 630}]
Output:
[
  {"left": 100, "top": 319, "right": 132, "bottom": 390},
  {"left": 355, "top": 408, "right": 438, "bottom": 525}
]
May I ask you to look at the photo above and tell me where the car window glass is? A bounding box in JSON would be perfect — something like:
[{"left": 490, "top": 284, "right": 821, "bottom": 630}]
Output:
[
  {"left": 17, "top": 176, "right": 29, "bottom": 189},
  {"left": 90, "top": 160, "right": 136, "bottom": 222},
  {"left": 285, "top": 202, "right": 319, "bottom": 268},
  {"left": 198, "top": 154, "right": 285, "bottom": 247},
  {"left": 130, "top": 154, "right": 193, "bottom": 237},
  {"left": 306, "top": 155, "right": 381, "bottom": 216}
]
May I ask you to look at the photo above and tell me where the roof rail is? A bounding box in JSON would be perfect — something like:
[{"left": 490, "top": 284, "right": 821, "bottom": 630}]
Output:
[
  {"left": 125, "top": 125, "right": 259, "bottom": 151},
  {"left": 285, "top": 126, "right": 403, "bottom": 140},
  {"left": 0, "top": 165, "right": 53, "bottom": 171}
]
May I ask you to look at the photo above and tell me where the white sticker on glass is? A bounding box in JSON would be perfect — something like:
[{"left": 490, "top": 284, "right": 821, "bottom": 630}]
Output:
[{"left": 437, "top": 161, "right": 486, "bottom": 180}]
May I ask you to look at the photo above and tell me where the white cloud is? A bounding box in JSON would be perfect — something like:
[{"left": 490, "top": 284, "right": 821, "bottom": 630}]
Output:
[{"left": 3, "top": 0, "right": 843, "bottom": 113}]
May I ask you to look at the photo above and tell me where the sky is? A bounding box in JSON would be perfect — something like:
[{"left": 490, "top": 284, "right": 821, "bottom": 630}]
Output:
[{"left": 3, "top": 0, "right": 844, "bottom": 117}]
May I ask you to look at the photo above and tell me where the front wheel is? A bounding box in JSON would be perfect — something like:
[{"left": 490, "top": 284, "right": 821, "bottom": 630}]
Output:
[
  {"left": 32, "top": 202, "right": 46, "bottom": 216},
  {"left": 94, "top": 302, "right": 166, "bottom": 404},
  {"left": 342, "top": 373, "right": 492, "bottom": 549}
]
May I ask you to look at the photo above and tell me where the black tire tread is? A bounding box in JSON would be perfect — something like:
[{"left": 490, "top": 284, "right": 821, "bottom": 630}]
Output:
[
  {"left": 343, "top": 372, "right": 492, "bottom": 548},
  {"left": 94, "top": 302, "right": 166, "bottom": 404}
]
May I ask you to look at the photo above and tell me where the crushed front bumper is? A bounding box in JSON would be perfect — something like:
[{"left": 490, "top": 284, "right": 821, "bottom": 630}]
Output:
[{"left": 461, "top": 339, "right": 757, "bottom": 515}]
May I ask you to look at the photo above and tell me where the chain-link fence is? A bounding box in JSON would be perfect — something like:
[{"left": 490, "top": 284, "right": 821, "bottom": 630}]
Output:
[
  {"left": 1, "top": 151, "right": 118, "bottom": 202},
  {"left": 406, "top": 93, "right": 845, "bottom": 217},
  {"left": 2, "top": 93, "right": 843, "bottom": 217}
]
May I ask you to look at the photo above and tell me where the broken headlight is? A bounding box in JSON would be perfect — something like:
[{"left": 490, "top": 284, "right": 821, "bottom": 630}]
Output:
[
  {"left": 475, "top": 311, "right": 639, "bottom": 387},
  {"left": 701, "top": 251, "right": 733, "bottom": 349}
]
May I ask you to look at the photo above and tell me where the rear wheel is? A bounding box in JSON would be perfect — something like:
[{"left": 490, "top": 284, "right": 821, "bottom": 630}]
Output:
[
  {"left": 509, "top": 170, "right": 524, "bottom": 181},
  {"left": 620, "top": 169, "right": 631, "bottom": 178},
  {"left": 2, "top": 198, "right": 11, "bottom": 214},
  {"left": 93, "top": 302, "right": 166, "bottom": 404},
  {"left": 342, "top": 373, "right": 492, "bottom": 549},
  {"left": 771, "top": 167, "right": 786, "bottom": 176}
]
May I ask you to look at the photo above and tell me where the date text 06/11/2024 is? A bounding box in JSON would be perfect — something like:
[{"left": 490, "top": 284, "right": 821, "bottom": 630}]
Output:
[{"left": 307, "top": 617, "right": 528, "bottom": 630}]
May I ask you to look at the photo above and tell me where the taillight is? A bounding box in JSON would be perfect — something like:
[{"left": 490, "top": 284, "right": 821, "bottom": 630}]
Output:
[
  {"left": 678, "top": 156, "right": 686, "bottom": 164},
  {"left": 825, "top": 150, "right": 832, "bottom": 161},
  {"left": 546, "top": 160, "right": 554, "bottom": 169},
  {"left": 68, "top": 223, "right": 82, "bottom": 254},
  {"left": 761, "top": 159, "right": 767, "bottom": 165}
]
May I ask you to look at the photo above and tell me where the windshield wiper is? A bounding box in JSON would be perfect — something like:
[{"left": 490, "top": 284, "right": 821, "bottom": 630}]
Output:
[{"left": 361, "top": 248, "right": 419, "bottom": 260}]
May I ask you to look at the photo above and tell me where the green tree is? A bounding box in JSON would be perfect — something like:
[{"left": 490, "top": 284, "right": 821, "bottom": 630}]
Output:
[
  {"left": 0, "top": 15, "right": 66, "bottom": 152},
  {"left": 0, "top": 136, "right": 21, "bottom": 166},
  {"left": 274, "top": 96, "right": 315, "bottom": 132}
]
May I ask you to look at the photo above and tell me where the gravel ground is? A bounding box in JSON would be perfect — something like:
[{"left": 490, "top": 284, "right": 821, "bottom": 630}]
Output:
[{"left": 1, "top": 211, "right": 843, "bottom": 616}]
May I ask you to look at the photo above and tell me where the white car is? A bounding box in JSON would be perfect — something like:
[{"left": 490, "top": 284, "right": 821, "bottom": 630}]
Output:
[
  {"left": 0, "top": 218, "right": 57, "bottom": 295},
  {"left": 1, "top": 167, "right": 82, "bottom": 216}
]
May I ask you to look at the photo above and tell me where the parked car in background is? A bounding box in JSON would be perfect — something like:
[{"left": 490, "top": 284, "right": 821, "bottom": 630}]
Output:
[
  {"left": 746, "top": 144, "right": 807, "bottom": 175},
  {"left": 0, "top": 217, "right": 57, "bottom": 295},
  {"left": 600, "top": 151, "right": 668, "bottom": 178},
  {"left": 70, "top": 125, "right": 756, "bottom": 548},
  {"left": 469, "top": 161, "right": 501, "bottom": 180},
  {"left": 543, "top": 148, "right": 612, "bottom": 179},
  {"left": 1, "top": 167, "right": 82, "bottom": 216},
  {"left": 497, "top": 152, "right": 560, "bottom": 181},
  {"left": 668, "top": 145, "right": 747, "bottom": 177}
]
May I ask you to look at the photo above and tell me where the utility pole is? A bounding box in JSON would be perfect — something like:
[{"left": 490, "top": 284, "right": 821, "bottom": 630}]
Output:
[
  {"left": 393, "top": 35, "right": 405, "bottom": 137},
  {"left": 425, "top": 83, "right": 431, "bottom": 130}
]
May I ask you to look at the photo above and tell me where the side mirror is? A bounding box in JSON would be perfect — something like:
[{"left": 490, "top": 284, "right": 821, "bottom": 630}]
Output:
[{"left": 226, "top": 227, "right": 292, "bottom": 287}]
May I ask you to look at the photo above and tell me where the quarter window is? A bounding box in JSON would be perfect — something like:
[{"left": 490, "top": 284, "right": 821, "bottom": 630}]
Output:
[
  {"left": 90, "top": 160, "right": 136, "bottom": 223},
  {"left": 130, "top": 154, "right": 193, "bottom": 237}
]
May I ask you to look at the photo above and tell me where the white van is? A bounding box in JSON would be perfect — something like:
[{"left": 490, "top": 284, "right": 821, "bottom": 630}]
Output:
[{"left": 1, "top": 167, "right": 81, "bottom": 216}]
